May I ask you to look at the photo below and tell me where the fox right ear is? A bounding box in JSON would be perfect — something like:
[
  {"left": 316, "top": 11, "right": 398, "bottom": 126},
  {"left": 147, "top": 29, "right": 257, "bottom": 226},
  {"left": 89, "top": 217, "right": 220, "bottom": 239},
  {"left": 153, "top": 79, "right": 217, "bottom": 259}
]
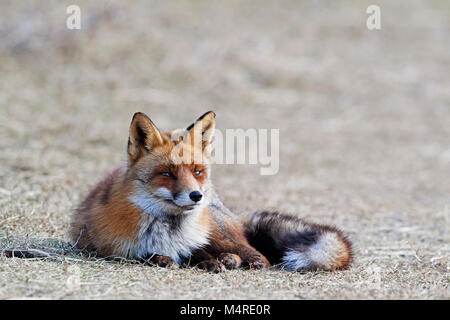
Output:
[{"left": 128, "top": 112, "right": 163, "bottom": 165}]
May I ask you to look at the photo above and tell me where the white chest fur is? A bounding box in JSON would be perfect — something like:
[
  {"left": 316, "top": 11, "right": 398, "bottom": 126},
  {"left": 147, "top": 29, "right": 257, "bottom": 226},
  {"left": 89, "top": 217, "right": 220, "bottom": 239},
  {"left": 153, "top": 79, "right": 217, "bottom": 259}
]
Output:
[
  {"left": 127, "top": 187, "right": 211, "bottom": 263},
  {"left": 135, "top": 209, "right": 210, "bottom": 263}
]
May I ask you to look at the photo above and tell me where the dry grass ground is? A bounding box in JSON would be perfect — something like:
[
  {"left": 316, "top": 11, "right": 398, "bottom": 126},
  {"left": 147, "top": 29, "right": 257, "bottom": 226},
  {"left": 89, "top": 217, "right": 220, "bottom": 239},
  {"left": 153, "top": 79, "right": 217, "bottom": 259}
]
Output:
[{"left": 0, "top": 0, "right": 449, "bottom": 299}]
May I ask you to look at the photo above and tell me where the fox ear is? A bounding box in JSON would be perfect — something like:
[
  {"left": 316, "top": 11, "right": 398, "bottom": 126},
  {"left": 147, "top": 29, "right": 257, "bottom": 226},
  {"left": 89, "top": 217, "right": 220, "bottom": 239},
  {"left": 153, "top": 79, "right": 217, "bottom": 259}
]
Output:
[
  {"left": 128, "top": 112, "right": 163, "bottom": 165},
  {"left": 186, "top": 111, "right": 216, "bottom": 151}
]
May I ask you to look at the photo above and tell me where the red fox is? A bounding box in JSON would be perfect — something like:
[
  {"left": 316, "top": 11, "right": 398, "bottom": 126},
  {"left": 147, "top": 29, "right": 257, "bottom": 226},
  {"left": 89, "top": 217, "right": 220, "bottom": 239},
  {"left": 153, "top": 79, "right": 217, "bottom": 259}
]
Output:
[{"left": 70, "top": 111, "right": 352, "bottom": 272}]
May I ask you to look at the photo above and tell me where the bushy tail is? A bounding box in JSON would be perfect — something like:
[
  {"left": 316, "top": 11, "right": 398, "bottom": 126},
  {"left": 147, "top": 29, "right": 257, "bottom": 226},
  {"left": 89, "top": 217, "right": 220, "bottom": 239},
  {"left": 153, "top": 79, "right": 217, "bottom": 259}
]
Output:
[{"left": 243, "top": 211, "right": 353, "bottom": 271}]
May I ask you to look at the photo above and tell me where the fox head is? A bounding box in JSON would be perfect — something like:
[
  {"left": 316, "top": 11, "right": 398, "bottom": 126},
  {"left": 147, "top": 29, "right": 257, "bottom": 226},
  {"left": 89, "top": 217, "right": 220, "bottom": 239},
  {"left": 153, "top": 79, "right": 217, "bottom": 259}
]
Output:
[{"left": 127, "top": 111, "right": 216, "bottom": 216}]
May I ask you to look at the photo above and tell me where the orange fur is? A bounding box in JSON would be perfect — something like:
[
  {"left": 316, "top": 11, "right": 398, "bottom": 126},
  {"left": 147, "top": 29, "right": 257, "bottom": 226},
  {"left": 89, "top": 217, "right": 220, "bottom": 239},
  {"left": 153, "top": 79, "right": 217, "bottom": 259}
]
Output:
[{"left": 70, "top": 166, "right": 143, "bottom": 256}]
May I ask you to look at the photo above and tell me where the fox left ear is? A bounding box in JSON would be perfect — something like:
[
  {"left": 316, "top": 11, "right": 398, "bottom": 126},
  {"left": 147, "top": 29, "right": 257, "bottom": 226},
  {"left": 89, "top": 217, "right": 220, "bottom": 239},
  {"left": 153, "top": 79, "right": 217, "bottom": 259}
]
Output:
[
  {"left": 186, "top": 111, "right": 216, "bottom": 150},
  {"left": 128, "top": 112, "right": 164, "bottom": 165}
]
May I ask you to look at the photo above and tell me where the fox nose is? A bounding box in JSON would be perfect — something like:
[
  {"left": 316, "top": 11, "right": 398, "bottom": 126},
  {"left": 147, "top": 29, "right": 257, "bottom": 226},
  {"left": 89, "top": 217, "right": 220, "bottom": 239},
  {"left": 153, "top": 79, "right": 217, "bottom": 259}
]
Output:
[{"left": 189, "top": 191, "right": 203, "bottom": 202}]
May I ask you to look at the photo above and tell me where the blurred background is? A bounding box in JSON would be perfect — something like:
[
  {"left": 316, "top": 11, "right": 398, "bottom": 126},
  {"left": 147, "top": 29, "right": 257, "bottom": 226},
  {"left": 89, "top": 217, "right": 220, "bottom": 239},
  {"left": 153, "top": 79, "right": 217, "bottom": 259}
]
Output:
[{"left": 0, "top": 0, "right": 448, "bottom": 299}]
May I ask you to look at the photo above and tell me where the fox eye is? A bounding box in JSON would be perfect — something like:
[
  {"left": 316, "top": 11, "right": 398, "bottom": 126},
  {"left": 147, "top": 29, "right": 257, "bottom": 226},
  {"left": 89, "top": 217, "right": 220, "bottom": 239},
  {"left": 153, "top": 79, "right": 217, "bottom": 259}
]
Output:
[
  {"left": 160, "top": 172, "right": 170, "bottom": 177},
  {"left": 194, "top": 170, "right": 202, "bottom": 176}
]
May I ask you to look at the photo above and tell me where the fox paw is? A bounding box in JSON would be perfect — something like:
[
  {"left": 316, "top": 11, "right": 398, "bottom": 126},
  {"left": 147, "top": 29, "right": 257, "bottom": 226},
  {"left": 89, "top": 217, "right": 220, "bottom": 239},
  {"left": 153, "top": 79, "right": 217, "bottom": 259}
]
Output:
[
  {"left": 246, "top": 255, "right": 270, "bottom": 270},
  {"left": 219, "top": 253, "right": 243, "bottom": 269},
  {"left": 196, "top": 259, "right": 226, "bottom": 273},
  {"left": 146, "top": 255, "right": 179, "bottom": 269}
]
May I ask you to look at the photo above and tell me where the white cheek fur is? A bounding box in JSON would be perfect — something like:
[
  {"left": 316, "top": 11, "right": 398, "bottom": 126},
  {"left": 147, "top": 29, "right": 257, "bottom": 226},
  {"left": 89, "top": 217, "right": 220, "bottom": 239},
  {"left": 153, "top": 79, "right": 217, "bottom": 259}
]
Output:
[
  {"left": 128, "top": 189, "right": 166, "bottom": 216},
  {"left": 128, "top": 183, "right": 175, "bottom": 217},
  {"left": 153, "top": 187, "right": 174, "bottom": 200}
]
